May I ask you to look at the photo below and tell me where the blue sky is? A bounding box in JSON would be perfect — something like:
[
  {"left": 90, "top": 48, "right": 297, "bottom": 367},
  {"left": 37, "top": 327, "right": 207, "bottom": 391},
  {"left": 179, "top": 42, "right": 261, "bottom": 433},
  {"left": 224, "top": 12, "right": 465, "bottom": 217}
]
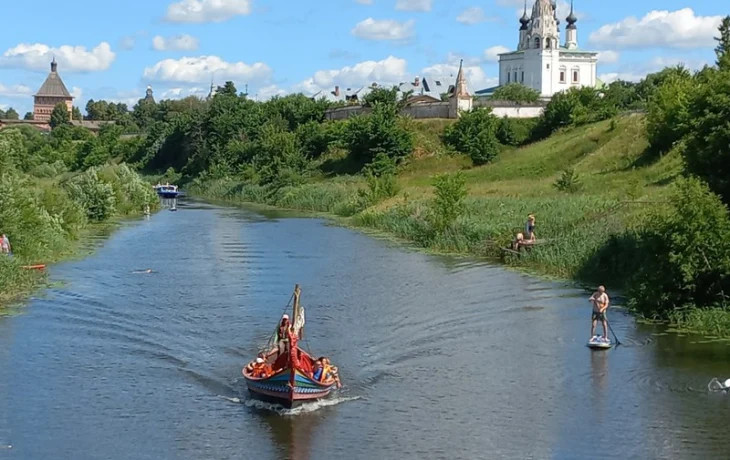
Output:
[{"left": 0, "top": 0, "right": 724, "bottom": 115}]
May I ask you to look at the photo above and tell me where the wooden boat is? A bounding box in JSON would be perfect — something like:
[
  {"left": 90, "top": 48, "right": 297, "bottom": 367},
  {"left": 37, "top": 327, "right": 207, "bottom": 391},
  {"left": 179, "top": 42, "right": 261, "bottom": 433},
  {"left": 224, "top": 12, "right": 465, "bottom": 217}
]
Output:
[{"left": 242, "top": 285, "right": 340, "bottom": 409}]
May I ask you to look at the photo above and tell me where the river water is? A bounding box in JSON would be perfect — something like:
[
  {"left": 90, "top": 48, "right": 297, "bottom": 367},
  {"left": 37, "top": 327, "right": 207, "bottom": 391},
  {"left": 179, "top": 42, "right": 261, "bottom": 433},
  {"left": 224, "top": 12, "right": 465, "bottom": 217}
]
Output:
[{"left": 1, "top": 200, "right": 729, "bottom": 460}]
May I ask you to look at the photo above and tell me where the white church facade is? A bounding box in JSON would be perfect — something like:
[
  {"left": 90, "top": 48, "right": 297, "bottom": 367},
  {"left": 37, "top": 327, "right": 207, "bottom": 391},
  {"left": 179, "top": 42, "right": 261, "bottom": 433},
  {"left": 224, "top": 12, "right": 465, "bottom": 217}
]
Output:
[{"left": 497, "top": 0, "right": 598, "bottom": 98}]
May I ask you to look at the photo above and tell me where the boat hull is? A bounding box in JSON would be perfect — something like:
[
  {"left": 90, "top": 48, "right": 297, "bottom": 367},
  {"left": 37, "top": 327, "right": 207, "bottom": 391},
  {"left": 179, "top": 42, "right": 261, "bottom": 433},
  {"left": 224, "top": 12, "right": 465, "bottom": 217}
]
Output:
[
  {"left": 158, "top": 192, "right": 179, "bottom": 198},
  {"left": 243, "top": 367, "right": 335, "bottom": 409}
]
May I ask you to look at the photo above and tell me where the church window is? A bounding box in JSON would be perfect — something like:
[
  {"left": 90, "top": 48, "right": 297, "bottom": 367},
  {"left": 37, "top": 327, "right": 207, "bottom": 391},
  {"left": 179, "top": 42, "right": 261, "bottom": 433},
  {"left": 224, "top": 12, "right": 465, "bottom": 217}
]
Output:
[
  {"left": 573, "top": 70, "right": 579, "bottom": 83},
  {"left": 534, "top": 37, "right": 540, "bottom": 49},
  {"left": 514, "top": 72, "right": 517, "bottom": 82},
  {"left": 507, "top": 72, "right": 511, "bottom": 83},
  {"left": 546, "top": 38, "right": 552, "bottom": 49},
  {"left": 521, "top": 72, "right": 524, "bottom": 82},
  {"left": 559, "top": 71, "right": 566, "bottom": 83}
]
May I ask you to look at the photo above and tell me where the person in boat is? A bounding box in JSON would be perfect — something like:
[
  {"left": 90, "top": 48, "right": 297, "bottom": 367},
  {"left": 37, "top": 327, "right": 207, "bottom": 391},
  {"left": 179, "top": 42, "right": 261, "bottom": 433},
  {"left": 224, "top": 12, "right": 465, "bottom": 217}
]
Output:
[
  {"left": 589, "top": 285, "right": 610, "bottom": 340},
  {"left": 314, "top": 357, "right": 342, "bottom": 388},
  {"left": 276, "top": 314, "right": 292, "bottom": 357}
]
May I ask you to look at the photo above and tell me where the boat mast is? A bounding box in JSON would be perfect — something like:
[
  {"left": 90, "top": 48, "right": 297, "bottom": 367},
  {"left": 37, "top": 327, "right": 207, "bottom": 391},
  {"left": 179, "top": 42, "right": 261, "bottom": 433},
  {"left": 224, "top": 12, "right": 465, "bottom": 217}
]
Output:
[{"left": 293, "top": 284, "right": 302, "bottom": 339}]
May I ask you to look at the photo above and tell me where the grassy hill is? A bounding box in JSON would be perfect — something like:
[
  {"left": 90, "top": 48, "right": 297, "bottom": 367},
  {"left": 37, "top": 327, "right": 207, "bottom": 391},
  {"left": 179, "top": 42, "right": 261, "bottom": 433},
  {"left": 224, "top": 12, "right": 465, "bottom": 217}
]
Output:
[{"left": 193, "top": 113, "right": 683, "bottom": 286}]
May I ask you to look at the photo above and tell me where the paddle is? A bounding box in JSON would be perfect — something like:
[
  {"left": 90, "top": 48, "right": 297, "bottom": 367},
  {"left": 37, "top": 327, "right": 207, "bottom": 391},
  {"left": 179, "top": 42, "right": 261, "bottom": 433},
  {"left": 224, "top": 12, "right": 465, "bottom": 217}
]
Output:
[{"left": 606, "top": 318, "right": 621, "bottom": 346}]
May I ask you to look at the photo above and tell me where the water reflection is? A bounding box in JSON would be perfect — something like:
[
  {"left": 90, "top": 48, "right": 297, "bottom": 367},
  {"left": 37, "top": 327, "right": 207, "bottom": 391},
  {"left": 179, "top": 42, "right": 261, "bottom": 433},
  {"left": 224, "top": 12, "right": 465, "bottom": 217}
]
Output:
[
  {"left": 589, "top": 349, "right": 608, "bottom": 417},
  {"left": 261, "top": 412, "right": 321, "bottom": 460}
]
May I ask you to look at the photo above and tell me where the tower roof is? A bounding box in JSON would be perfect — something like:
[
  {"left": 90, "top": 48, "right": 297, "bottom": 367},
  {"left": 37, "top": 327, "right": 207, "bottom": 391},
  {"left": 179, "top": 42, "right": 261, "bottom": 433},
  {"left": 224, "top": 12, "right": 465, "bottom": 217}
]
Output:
[
  {"left": 454, "top": 59, "right": 469, "bottom": 97},
  {"left": 566, "top": 0, "right": 577, "bottom": 27},
  {"left": 519, "top": 0, "right": 529, "bottom": 29},
  {"left": 531, "top": 0, "right": 553, "bottom": 19},
  {"left": 35, "top": 58, "right": 72, "bottom": 98}
]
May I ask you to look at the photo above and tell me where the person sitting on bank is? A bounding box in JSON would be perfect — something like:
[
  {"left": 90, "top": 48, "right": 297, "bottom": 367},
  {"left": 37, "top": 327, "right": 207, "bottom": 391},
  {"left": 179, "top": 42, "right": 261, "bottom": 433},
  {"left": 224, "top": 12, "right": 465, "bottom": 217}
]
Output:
[
  {"left": 524, "top": 215, "right": 536, "bottom": 242},
  {"left": 589, "top": 285, "right": 610, "bottom": 339},
  {"left": 1, "top": 233, "right": 11, "bottom": 255}
]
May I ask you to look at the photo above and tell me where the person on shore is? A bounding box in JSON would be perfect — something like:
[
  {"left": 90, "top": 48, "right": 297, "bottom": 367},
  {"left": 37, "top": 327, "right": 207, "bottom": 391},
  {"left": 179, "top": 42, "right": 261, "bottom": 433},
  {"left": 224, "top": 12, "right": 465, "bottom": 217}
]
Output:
[
  {"left": 524, "top": 215, "right": 536, "bottom": 242},
  {"left": 589, "top": 285, "right": 610, "bottom": 340},
  {"left": 1, "top": 234, "right": 11, "bottom": 255}
]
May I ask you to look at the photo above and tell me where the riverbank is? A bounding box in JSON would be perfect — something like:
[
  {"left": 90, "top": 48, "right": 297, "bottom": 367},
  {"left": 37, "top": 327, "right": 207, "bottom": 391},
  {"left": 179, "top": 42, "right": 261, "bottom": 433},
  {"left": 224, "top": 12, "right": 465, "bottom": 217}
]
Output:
[
  {"left": 184, "top": 114, "right": 729, "bottom": 338},
  {"left": 0, "top": 163, "right": 158, "bottom": 309}
]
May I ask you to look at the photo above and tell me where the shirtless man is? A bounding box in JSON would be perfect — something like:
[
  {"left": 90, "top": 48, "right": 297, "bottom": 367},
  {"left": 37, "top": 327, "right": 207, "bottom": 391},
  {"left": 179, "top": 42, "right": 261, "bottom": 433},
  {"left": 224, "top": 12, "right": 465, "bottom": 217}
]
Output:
[{"left": 589, "top": 285, "right": 610, "bottom": 340}]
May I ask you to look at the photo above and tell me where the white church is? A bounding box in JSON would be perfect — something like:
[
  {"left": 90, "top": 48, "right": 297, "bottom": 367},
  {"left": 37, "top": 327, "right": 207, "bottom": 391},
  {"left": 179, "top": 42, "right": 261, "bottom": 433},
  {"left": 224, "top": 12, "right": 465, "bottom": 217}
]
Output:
[{"left": 491, "top": 0, "right": 599, "bottom": 98}]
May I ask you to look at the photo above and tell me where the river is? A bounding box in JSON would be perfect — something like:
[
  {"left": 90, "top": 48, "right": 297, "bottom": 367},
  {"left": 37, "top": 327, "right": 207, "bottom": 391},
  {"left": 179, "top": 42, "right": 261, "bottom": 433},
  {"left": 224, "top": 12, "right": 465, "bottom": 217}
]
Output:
[{"left": 1, "top": 199, "right": 729, "bottom": 460}]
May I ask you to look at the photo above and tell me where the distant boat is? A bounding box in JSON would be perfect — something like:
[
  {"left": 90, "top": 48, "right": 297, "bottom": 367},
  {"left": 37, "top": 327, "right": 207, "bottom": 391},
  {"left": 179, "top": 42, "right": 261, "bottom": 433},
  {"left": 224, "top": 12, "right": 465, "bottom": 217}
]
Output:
[
  {"left": 242, "top": 284, "right": 340, "bottom": 409},
  {"left": 153, "top": 183, "right": 179, "bottom": 198}
]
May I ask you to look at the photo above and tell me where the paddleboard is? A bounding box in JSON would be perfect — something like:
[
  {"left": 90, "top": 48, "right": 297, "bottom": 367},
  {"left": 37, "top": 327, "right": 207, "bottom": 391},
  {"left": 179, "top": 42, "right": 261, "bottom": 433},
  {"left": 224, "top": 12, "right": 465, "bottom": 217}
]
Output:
[{"left": 587, "top": 335, "right": 613, "bottom": 349}]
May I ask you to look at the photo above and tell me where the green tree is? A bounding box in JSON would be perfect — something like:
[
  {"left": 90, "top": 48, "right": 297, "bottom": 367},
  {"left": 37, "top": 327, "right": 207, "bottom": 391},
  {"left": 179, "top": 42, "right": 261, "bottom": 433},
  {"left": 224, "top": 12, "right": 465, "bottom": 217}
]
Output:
[
  {"left": 443, "top": 107, "right": 501, "bottom": 165},
  {"left": 683, "top": 68, "right": 730, "bottom": 204},
  {"left": 3, "top": 108, "right": 19, "bottom": 120},
  {"left": 72, "top": 106, "right": 83, "bottom": 121},
  {"left": 23, "top": 112, "right": 33, "bottom": 120},
  {"left": 489, "top": 83, "right": 540, "bottom": 103},
  {"left": 627, "top": 177, "right": 730, "bottom": 316},
  {"left": 428, "top": 172, "right": 468, "bottom": 233},
  {"left": 363, "top": 86, "right": 401, "bottom": 107},
  {"left": 343, "top": 102, "right": 413, "bottom": 168},
  {"left": 602, "top": 80, "right": 640, "bottom": 109},
  {"left": 216, "top": 81, "right": 238, "bottom": 97},
  {"left": 714, "top": 15, "right": 730, "bottom": 69},
  {"left": 645, "top": 72, "right": 695, "bottom": 155},
  {"left": 50, "top": 103, "right": 71, "bottom": 129}
]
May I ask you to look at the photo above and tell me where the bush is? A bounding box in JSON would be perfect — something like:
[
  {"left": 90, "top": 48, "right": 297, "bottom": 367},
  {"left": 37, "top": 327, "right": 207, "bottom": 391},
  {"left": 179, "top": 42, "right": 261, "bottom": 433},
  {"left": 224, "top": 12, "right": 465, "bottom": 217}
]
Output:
[
  {"left": 64, "top": 168, "right": 116, "bottom": 221},
  {"left": 683, "top": 68, "right": 730, "bottom": 204},
  {"left": 533, "top": 87, "right": 617, "bottom": 139},
  {"left": 442, "top": 108, "right": 501, "bottom": 165},
  {"left": 626, "top": 177, "right": 730, "bottom": 317},
  {"left": 489, "top": 83, "right": 540, "bottom": 103},
  {"left": 428, "top": 172, "right": 468, "bottom": 233},
  {"left": 645, "top": 72, "right": 695, "bottom": 155},
  {"left": 343, "top": 102, "right": 413, "bottom": 168},
  {"left": 553, "top": 168, "right": 582, "bottom": 193}
]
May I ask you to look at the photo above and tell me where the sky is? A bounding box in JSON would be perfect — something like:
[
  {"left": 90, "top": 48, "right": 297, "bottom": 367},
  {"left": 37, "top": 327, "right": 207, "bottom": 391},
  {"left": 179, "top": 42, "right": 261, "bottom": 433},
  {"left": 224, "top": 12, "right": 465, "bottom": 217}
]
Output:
[{"left": 0, "top": 0, "right": 725, "bottom": 115}]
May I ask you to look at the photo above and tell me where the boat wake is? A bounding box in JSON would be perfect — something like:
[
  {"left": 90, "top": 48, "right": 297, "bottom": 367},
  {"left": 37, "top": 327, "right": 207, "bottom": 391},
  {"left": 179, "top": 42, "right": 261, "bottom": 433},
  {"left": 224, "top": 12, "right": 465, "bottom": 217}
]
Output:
[{"left": 217, "top": 394, "right": 361, "bottom": 414}]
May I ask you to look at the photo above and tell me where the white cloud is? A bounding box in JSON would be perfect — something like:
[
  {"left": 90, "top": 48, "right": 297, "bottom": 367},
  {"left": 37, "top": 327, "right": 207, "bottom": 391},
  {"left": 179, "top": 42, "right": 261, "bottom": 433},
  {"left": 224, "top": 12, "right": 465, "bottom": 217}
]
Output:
[
  {"left": 597, "top": 50, "right": 620, "bottom": 64},
  {"left": 483, "top": 45, "right": 510, "bottom": 61},
  {"left": 255, "top": 85, "right": 287, "bottom": 100},
  {"left": 589, "top": 8, "right": 723, "bottom": 49},
  {"left": 70, "top": 87, "right": 83, "bottom": 101},
  {"left": 456, "top": 7, "right": 497, "bottom": 25},
  {"left": 142, "top": 55, "right": 272, "bottom": 84},
  {"left": 0, "top": 104, "right": 8, "bottom": 111},
  {"left": 164, "top": 0, "right": 252, "bottom": 23},
  {"left": 599, "top": 56, "right": 708, "bottom": 83},
  {"left": 119, "top": 36, "right": 136, "bottom": 50},
  {"left": 352, "top": 18, "right": 415, "bottom": 41},
  {"left": 0, "top": 42, "right": 115, "bottom": 72},
  {"left": 152, "top": 34, "right": 200, "bottom": 51},
  {"left": 0, "top": 83, "right": 33, "bottom": 98},
  {"left": 395, "top": 0, "right": 431, "bottom": 12},
  {"left": 160, "top": 86, "right": 208, "bottom": 99},
  {"left": 292, "top": 56, "right": 409, "bottom": 95}
]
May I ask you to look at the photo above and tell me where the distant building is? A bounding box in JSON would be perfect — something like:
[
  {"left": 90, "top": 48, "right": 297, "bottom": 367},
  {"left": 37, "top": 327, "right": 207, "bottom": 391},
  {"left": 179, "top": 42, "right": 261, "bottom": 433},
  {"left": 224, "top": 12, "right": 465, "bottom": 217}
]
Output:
[
  {"left": 493, "top": 0, "right": 598, "bottom": 98},
  {"left": 33, "top": 58, "right": 73, "bottom": 122},
  {"left": 143, "top": 85, "right": 155, "bottom": 103}
]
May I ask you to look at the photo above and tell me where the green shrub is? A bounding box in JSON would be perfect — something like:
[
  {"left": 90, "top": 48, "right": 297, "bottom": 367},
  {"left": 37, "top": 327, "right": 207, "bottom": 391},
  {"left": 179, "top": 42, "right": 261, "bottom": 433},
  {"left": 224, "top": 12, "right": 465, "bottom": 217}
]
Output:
[
  {"left": 64, "top": 168, "right": 116, "bottom": 221},
  {"left": 626, "top": 177, "right": 730, "bottom": 317},
  {"left": 646, "top": 72, "right": 694, "bottom": 155},
  {"left": 442, "top": 108, "right": 501, "bottom": 165},
  {"left": 343, "top": 102, "right": 413, "bottom": 168},
  {"left": 683, "top": 68, "right": 730, "bottom": 205},
  {"left": 428, "top": 172, "right": 468, "bottom": 233},
  {"left": 553, "top": 168, "right": 582, "bottom": 193}
]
